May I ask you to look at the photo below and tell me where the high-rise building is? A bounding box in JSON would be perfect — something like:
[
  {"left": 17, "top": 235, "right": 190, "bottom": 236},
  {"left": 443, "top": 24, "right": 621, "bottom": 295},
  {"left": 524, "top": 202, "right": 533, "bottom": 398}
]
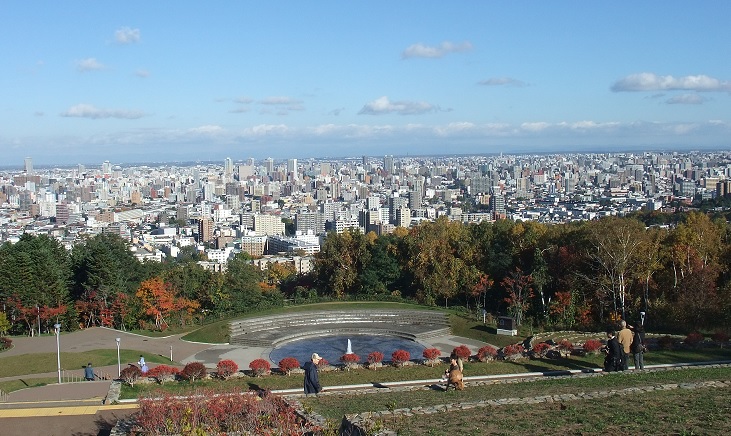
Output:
[
  {"left": 224, "top": 157, "right": 234, "bottom": 177},
  {"left": 198, "top": 217, "right": 214, "bottom": 243},
  {"left": 24, "top": 157, "right": 33, "bottom": 175},
  {"left": 287, "top": 158, "right": 298, "bottom": 179},
  {"left": 384, "top": 155, "right": 394, "bottom": 175},
  {"left": 265, "top": 158, "right": 274, "bottom": 175}
]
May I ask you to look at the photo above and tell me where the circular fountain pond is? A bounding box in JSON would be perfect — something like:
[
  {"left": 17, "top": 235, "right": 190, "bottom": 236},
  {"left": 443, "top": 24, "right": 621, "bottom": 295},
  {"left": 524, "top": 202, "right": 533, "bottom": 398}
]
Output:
[{"left": 269, "top": 334, "right": 427, "bottom": 365}]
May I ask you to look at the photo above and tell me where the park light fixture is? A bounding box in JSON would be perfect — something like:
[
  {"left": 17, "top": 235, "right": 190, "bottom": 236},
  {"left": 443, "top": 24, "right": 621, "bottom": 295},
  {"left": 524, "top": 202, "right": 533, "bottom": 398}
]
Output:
[
  {"left": 116, "top": 337, "right": 121, "bottom": 377},
  {"left": 54, "top": 323, "right": 61, "bottom": 384}
]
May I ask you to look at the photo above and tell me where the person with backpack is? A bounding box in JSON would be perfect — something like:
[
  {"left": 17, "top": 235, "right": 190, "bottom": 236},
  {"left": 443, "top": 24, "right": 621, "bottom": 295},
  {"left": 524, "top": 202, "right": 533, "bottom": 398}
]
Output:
[
  {"left": 631, "top": 324, "right": 646, "bottom": 370},
  {"left": 603, "top": 330, "right": 622, "bottom": 372}
]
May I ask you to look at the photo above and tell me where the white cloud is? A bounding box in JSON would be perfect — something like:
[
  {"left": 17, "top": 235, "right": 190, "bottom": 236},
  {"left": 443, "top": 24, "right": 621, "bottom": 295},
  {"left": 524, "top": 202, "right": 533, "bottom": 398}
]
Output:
[
  {"left": 611, "top": 72, "right": 731, "bottom": 92},
  {"left": 115, "top": 27, "right": 141, "bottom": 44},
  {"left": 358, "top": 96, "right": 436, "bottom": 115},
  {"left": 235, "top": 97, "right": 253, "bottom": 104},
  {"left": 60, "top": 103, "right": 144, "bottom": 119},
  {"left": 135, "top": 69, "right": 150, "bottom": 78},
  {"left": 666, "top": 94, "right": 706, "bottom": 105},
  {"left": 260, "top": 96, "right": 302, "bottom": 105},
  {"left": 401, "top": 41, "right": 472, "bottom": 59},
  {"left": 478, "top": 77, "right": 527, "bottom": 87},
  {"left": 189, "top": 125, "right": 223, "bottom": 135},
  {"left": 521, "top": 122, "right": 550, "bottom": 132},
  {"left": 76, "top": 58, "right": 105, "bottom": 72}
]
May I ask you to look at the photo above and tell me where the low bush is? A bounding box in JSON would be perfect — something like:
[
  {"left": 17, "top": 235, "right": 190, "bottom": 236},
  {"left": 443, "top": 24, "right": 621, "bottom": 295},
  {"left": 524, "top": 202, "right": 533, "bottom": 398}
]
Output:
[
  {"left": 583, "top": 339, "right": 603, "bottom": 354},
  {"left": 712, "top": 331, "right": 730, "bottom": 346},
  {"left": 657, "top": 335, "right": 676, "bottom": 350},
  {"left": 452, "top": 345, "right": 472, "bottom": 360},
  {"left": 135, "top": 388, "right": 319, "bottom": 435},
  {"left": 249, "top": 359, "right": 271, "bottom": 377},
  {"left": 340, "top": 353, "right": 361, "bottom": 364},
  {"left": 477, "top": 345, "right": 498, "bottom": 362},
  {"left": 316, "top": 358, "right": 329, "bottom": 368},
  {"left": 422, "top": 348, "right": 441, "bottom": 366},
  {"left": 502, "top": 344, "right": 525, "bottom": 359},
  {"left": 278, "top": 357, "right": 300, "bottom": 375},
  {"left": 684, "top": 332, "right": 705, "bottom": 347},
  {"left": 0, "top": 337, "right": 12, "bottom": 350},
  {"left": 557, "top": 339, "right": 574, "bottom": 356},
  {"left": 531, "top": 342, "right": 550, "bottom": 358},
  {"left": 216, "top": 359, "right": 239, "bottom": 379},
  {"left": 120, "top": 365, "right": 142, "bottom": 386},
  {"left": 147, "top": 365, "right": 180, "bottom": 384},
  {"left": 181, "top": 362, "right": 207, "bottom": 382},
  {"left": 391, "top": 349, "right": 411, "bottom": 367},
  {"left": 367, "top": 351, "right": 384, "bottom": 366}
]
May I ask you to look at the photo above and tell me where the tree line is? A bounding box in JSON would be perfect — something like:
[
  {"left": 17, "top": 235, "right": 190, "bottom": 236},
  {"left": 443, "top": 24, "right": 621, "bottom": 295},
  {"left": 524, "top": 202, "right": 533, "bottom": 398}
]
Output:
[{"left": 1, "top": 210, "right": 729, "bottom": 336}]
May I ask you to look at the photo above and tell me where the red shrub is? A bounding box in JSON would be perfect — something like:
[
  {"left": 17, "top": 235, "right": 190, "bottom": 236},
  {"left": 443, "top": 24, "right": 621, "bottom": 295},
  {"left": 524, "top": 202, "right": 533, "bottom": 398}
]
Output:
[
  {"left": 120, "top": 365, "right": 142, "bottom": 386},
  {"left": 216, "top": 359, "right": 239, "bottom": 379},
  {"left": 340, "top": 353, "right": 361, "bottom": 364},
  {"left": 583, "top": 339, "right": 603, "bottom": 353},
  {"left": 181, "top": 362, "right": 207, "bottom": 381},
  {"left": 422, "top": 348, "right": 441, "bottom": 360},
  {"left": 684, "top": 332, "right": 705, "bottom": 346},
  {"left": 0, "top": 337, "right": 12, "bottom": 350},
  {"left": 712, "top": 331, "right": 730, "bottom": 345},
  {"left": 367, "top": 351, "right": 384, "bottom": 365},
  {"left": 452, "top": 345, "right": 472, "bottom": 360},
  {"left": 135, "top": 388, "right": 319, "bottom": 435},
  {"left": 657, "top": 335, "right": 676, "bottom": 350},
  {"left": 249, "top": 359, "right": 271, "bottom": 377},
  {"left": 391, "top": 349, "right": 411, "bottom": 367},
  {"left": 502, "top": 344, "right": 525, "bottom": 358},
  {"left": 147, "top": 364, "right": 180, "bottom": 384},
  {"left": 278, "top": 357, "right": 300, "bottom": 375},
  {"left": 477, "top": 345, "right": 498, "bottom": 362},
  {"left": 316, "top": 358, "right": 329, "bottom": 368},
  {"left": 531, "top": 342, "right": 550, "bottom": 358},
  {"left": 557, "top": 339, "right": 574, "bottom": 356}
]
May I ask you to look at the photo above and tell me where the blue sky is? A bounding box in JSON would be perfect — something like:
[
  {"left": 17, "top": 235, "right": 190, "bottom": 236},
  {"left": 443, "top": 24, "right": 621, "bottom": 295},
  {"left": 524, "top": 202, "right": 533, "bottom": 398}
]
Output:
[{"left": 2, "top": 1, "right": 730, "bottom": 166}]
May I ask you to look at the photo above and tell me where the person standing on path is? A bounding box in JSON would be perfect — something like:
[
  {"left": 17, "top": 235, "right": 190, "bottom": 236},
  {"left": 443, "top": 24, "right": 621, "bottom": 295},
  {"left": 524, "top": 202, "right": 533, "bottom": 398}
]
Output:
[
  {"left": 631, "top": 324, "right": 646, "bottom": 370},
  {"left": 303, "top": 352, "right": 323, "bottom": 396},
  {"left": 617, "top": 320, "right": 633, "bottom": 371}
]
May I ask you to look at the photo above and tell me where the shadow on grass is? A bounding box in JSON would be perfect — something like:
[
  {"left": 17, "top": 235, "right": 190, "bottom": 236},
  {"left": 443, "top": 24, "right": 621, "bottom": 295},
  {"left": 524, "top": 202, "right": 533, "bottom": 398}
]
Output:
[
  {"left": 506, "top": 357, "right": 601, "bottom": 375},
  {"left": 471, "top": 325, "right": 497, "bottom": 335}
]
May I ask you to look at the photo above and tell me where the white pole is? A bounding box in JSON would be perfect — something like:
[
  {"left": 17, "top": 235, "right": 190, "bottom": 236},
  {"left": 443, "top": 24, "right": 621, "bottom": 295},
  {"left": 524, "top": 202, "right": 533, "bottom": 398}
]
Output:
[
  {"left": 116, "top": 338, "right": 121, "bottom": 377},
  {"left": 170, "top": 345, "right": 173, "bottom": 361},
  {"left": 54, "top": 323, "right": 61, "bottom": 384}
]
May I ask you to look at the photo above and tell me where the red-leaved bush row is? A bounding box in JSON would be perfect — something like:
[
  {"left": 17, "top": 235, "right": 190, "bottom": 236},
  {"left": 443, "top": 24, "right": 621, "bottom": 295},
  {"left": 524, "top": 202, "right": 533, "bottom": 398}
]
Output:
[
  {"left": 367, "top": 351, "right": 384, "bottom": 365},
  {"left": 503, "top": 344, "right": 525, "bottom": 357},
  {"left": 452, "top": 345, "right": 471, "bottom": 360},
  {"left": 147, "top": 364, "right": 180, "bottom": 384},
  {"left": 531, "top": 342, "right": 551, "bottom": 357},
  {"left": 712, "top": 331, "right": 730, "bottom": 344},
  {"left": 249, "top": 359, "right": 271, "bottom": 377},
  {"left": 180, "top": 362, "right": 207, "bottom": 381},
  {"left": 216, "top": 359, "right": 239, "bottom": 379},
  {"left": 0, "top": 337, "right": 11, "bottom": 350},
  {"left": 685, "top": 331, "right": 705, "bottom": 345},
  {"left": 134, "top": 388, "right": 320, "bottom": 435},
  {"left": 340, "top": 353, "right": 361, "bottom": 364},
  {"left": 477, "top": 345, "right": 498, "bottom": 361},
  {"left": 391, "top": 349, "right": 411, "bottom": 366},
  {"left": 278, "top": 357, "right": 300, "bottom": 375},
  {"left": 583, "top": 339, "right": 603, "bottom": 353},
  {"left": 422, "top": 347, "right": 441, "bottom": 361}
]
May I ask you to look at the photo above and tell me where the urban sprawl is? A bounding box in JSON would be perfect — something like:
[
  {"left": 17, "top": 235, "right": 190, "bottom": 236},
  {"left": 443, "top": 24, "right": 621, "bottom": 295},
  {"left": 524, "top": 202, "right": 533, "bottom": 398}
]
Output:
[{"left": 2, "top": 151, "right": 730, "bottom": 273}]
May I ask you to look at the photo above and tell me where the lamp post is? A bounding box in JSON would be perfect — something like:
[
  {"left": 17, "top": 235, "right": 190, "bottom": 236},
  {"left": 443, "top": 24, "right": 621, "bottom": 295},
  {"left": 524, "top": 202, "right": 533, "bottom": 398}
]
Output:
[
  {"left": 115, "top": 337, "right": 121, "bottom": 377},
  {"left": 54, "top": 323, "right": 61, "bottom": 384}
]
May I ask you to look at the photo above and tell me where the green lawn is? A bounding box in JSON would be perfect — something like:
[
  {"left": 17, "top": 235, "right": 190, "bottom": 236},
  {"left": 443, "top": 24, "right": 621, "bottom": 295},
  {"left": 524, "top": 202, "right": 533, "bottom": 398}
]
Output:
[
  {"left": 0, "top": 349, "right": 171, "bottom": 379},
  {"left": 0, "top": 377, "right": 57, "bottom": 394}
]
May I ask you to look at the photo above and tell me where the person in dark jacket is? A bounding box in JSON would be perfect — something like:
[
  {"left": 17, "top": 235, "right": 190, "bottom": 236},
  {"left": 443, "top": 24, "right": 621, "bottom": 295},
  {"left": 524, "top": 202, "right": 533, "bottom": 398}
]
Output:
[
  {"left": 603, "top": 330, "right": 622, "bottom": 372},
  {"left": 631, "top": 324, "right": 646, "bottom": 370},
  {"left": 303, "top": 352, "right": 323, "bottom": 396},
  {"left": 84, "top": 362, "right": 97, "bottom": 381}
]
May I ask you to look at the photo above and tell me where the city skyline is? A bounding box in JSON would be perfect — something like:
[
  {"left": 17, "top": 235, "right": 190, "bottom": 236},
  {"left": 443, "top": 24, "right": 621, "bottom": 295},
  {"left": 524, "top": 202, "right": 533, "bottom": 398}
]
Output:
[{"left": 3, "top": 1, "right": 730, "bottom": 166}]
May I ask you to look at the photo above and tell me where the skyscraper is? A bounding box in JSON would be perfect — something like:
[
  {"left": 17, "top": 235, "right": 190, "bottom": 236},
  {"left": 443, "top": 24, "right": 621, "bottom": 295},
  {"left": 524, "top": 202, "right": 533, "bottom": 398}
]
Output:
[
  {"left": 384, "top": 155, "right": 394, "bottom": 175},
  {"left": 24, "top": 157, "right": 33, "bottom": 175}
]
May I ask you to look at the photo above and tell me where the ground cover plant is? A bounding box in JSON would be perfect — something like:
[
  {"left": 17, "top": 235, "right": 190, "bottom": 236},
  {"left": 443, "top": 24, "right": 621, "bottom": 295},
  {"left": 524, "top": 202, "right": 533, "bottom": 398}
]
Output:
[
  {"left": 302, "top": 366, "right": 731, "bottom": 421},
  {"left": 379, "top": 378, "right": 731, "bottom": 435}
]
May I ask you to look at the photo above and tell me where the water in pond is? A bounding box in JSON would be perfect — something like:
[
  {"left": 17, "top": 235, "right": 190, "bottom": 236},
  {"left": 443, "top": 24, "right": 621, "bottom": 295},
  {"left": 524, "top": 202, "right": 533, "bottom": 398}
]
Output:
[{"left": 269, "top": 334, "right": 426, "bottom": 366}]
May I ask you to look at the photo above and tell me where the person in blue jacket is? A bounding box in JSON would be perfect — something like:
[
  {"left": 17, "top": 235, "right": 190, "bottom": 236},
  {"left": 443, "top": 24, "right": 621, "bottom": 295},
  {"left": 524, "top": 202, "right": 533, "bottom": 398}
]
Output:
[{"left": 303, "top": 352, "right": 323, "bottom": 396}]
